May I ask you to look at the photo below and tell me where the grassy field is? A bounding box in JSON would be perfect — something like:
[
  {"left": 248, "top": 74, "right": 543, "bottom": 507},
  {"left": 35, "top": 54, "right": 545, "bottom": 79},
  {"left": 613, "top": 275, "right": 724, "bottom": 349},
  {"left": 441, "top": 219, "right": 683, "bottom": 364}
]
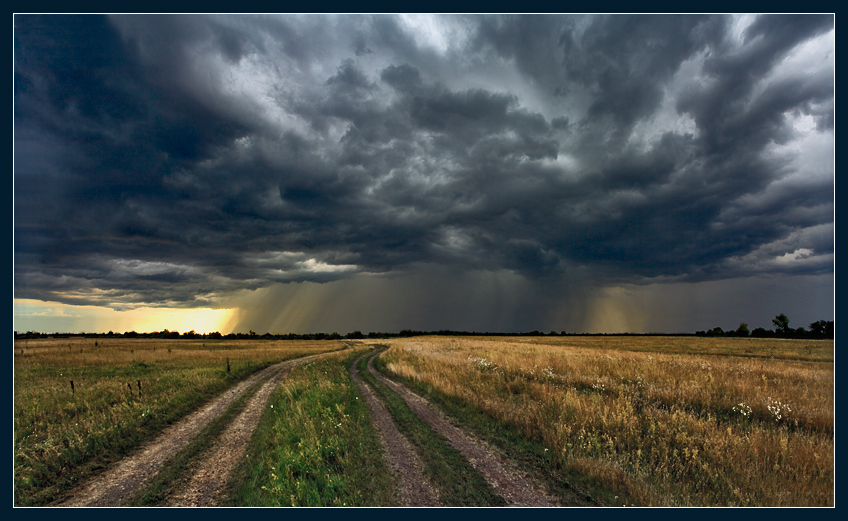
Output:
[
  {"left": 15, "top": 335, "right": 834, "bottom": 507},
  {"left": 13, "top": 337, "right": 343, "bottom": 506},
  {"left": 376, "top": 336, "right": 834, "bottom": 507}
]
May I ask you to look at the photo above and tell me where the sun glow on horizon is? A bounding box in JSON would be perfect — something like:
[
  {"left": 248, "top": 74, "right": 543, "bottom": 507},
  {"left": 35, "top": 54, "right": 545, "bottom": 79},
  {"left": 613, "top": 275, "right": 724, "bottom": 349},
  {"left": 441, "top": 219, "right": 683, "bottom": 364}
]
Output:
[{"left": 13, "top": 299, "right": 236, "bottom": 335}]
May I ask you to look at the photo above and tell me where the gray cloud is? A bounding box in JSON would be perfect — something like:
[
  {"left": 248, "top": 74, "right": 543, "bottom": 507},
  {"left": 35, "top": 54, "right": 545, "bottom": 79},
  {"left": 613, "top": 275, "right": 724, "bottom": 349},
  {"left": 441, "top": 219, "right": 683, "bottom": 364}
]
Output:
[{"left": 14, "top": 14, "right": 833, "bottom": 331}]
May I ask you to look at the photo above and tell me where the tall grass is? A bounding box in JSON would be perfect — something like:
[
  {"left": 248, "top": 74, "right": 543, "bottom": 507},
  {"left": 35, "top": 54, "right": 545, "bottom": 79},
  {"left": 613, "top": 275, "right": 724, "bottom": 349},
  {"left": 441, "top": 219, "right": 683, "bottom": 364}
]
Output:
[
  {"left": 378, "top": 336, "right": 834, "bottom": 506},
  {"left": 227, "top": 348, "right": 397, "bottom": 507},
  {"left": 14, "top": 338, "right": 342, "bottom": 506}
]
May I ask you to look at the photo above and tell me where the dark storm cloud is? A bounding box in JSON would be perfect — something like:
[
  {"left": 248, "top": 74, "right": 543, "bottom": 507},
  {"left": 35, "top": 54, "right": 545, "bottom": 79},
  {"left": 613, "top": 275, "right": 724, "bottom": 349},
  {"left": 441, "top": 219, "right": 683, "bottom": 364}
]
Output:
[{"left": 14, "top": 14, "right": 833, "bottom": 311}]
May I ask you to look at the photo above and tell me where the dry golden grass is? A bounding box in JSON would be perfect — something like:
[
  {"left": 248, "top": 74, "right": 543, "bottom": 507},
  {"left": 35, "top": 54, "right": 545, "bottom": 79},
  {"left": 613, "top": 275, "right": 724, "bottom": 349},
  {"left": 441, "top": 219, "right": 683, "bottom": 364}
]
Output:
[
  {"left": 14, "top": 337, "right": 344, "bottom": 506},
  {"left": 378, "top": 336, "right": 834, "bottom": 506}
]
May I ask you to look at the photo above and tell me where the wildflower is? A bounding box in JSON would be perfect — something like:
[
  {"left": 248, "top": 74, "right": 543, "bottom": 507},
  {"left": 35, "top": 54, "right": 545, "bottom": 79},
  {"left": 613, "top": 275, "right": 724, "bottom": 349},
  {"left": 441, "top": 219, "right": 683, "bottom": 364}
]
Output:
[
  {"left": 732, "top": 403, "right": 752, "bottom": 417},
  {"left": 766, "top": 397, "right": 791, "bottom": 422}
]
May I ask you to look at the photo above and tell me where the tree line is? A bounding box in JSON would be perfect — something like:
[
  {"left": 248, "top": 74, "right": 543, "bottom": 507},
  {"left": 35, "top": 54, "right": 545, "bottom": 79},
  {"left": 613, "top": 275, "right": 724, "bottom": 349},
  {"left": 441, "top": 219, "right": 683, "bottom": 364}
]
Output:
[
  {"left": 695, "top": 314, "right": 833, "bottom": 339},
  {"left": 15, "top": 316, "right": 833, "bottom": 340}
]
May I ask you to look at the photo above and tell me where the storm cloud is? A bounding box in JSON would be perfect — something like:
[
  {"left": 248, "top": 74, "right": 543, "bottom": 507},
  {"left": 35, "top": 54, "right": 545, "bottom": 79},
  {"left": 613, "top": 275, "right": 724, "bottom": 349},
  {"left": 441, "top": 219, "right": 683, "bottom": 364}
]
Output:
[{"left": 14, "top": 14, "right": 833, "bottom": 332}]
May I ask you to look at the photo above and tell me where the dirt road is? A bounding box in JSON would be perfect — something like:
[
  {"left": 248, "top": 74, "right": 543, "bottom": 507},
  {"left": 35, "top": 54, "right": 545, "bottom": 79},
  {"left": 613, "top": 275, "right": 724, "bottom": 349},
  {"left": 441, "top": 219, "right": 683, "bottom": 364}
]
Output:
[
  {"left": 363, "top": 346, "right": 558, "bottom": 507},
  {"left": 57, "top": 352, "right": 333, "bottom": 507},
  {"left": 348, "top": 350, "right": 441, "bottom": 506},
  {"left": 56, "top": 345, "right": 558, "bottom": 507}
]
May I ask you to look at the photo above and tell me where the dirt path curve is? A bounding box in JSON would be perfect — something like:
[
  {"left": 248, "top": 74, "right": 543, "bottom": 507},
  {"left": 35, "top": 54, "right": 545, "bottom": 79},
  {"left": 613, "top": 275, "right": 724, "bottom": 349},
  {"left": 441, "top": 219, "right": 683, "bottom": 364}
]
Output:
[
  {"left": 348, "top": 350, "right": 441, "bottom": 507},
  {"left": 365, "top": 347, "right": 558, "bottom": 507},
  {"left": 58, "top": 351, "right": 334, "bottom": 507},
  {"left": 161, "top": 355, "right": 304, "bottom": 506}
]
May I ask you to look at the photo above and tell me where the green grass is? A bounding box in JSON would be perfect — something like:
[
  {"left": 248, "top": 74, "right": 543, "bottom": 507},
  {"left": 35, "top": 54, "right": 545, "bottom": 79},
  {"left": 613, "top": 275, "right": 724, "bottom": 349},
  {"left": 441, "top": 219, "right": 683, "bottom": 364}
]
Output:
[
  {"left": 225, "top": 348, "right": 397, "bottom": 506},
  {"left": 359, "top": 347, "right": 506, "bottom": 507},
  {"left": 14, "top": 338, "right": 341, "bottom": 506}
]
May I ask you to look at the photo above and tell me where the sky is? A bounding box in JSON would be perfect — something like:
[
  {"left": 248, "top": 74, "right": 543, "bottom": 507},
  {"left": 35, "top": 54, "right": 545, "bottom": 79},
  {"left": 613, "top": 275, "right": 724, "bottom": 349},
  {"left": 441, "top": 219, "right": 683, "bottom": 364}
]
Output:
[{"left": 13, "top": 14, "right": 834, "bottom": 335}]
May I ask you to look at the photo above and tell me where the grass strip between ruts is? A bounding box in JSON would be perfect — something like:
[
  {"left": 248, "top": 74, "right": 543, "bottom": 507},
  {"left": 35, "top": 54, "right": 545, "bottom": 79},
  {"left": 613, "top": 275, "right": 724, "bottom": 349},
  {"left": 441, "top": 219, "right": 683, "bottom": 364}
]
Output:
[{"left": 224, "top": 348, "right": 397, "bottom": 506}]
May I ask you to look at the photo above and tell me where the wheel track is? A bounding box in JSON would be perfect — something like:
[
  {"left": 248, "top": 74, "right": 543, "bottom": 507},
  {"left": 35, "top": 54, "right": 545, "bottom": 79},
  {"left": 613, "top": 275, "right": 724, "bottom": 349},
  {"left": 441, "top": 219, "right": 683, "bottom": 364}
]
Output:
[
  {"left": 57, "top": 351, "right": 333, "bottom": 507},
  {"left": 348, "top": 350, "right": 441, "bottom": 507},
  {"left": 161, "top": 358, "right": 300, "bottom": 506},
  {"left": 364, "top": 347, "right": 558, "bottom": 507}
]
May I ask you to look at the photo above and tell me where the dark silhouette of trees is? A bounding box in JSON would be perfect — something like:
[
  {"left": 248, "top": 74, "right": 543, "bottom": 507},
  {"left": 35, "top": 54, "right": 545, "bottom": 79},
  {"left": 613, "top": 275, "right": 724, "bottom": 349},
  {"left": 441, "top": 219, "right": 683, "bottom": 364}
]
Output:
[
  {"left": 809, "top": 320, "right": 834, "bottom": 337},
  {"left": 697, "top": 314, "right": 832, "bottom": 339},
  {"left": 751, "top": 327, "right": 770, "bottom": 338},
  {"left": 772, "top": 313, "right": 791, "bottom": 336}
]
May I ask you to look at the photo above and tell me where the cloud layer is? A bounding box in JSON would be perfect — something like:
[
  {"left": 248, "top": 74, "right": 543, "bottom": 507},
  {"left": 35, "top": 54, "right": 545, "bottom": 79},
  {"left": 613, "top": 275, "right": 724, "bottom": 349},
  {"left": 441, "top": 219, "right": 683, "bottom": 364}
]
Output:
[{"left": 14, "top": 14, "right": 833, "bottom": 329}]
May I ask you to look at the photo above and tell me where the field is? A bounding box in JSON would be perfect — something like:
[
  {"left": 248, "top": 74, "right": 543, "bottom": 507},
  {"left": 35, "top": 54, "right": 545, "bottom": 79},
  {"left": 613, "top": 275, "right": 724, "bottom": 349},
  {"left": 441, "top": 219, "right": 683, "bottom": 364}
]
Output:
[
  {"left": 377, "top": 336, "right": 834, "bottom": 506},
  {"left": 14, "top": 335, "right": 834, "bottom": 507},
  {"left": 13, "top": 337, "right": 344, "bottom": 506}
]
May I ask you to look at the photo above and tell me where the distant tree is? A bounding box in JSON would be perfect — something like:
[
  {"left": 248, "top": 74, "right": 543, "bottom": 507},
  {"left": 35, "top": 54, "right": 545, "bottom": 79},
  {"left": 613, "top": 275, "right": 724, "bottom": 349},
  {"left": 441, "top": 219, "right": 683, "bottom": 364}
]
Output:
[
  {"left": 346, "top": 331, "right": 364, "bottom": 339},
  {"left": 809, "top": 320, "right": 826, "bottom": 336},
  {"left": 158, "top": 329, "right": 180, "bottom": 339},
  {"left": 808, "top": 320, "right": 833, "bottom": 338},
  {"left": 751, "top": 327, "right": 770, "bottom": 338},
  {"left": 772, "top": 314, "right": 791, "bottom": 336},
  {"left": 706, "top": 327, "right": 724, "bottom": 337},
  {"left": 735, "top": 323, "right": 750, "bottom": 337}
]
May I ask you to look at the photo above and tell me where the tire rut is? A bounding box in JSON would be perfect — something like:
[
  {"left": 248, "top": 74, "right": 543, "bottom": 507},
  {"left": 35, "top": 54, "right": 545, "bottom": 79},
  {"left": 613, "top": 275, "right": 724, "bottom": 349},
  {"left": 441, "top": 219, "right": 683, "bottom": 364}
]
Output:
[
  {"left": 365, "top": 348, "right": 558, "bottom": 507},
  {"left": 57, "top": 352, "right": 332, "bottom": 507},
  {"left": 348, "top": 350, "right": 441, "bottom": 507},
  {"left": 161, "top": 358, "right": 302, "bottom": 506}
]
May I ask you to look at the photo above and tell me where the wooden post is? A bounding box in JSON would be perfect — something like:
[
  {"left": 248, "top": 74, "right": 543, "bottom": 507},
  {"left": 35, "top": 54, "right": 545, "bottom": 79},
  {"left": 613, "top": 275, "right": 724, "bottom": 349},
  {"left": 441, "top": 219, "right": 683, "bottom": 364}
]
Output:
[
  {"left": 137, "top": 380, "right": 142, "bottom": 397},
  {"left": 127, "top": 382, "right": 133, "bottom": 398},
  {"left": 70, "top": 380, "right": 75, "bottom": 396}
]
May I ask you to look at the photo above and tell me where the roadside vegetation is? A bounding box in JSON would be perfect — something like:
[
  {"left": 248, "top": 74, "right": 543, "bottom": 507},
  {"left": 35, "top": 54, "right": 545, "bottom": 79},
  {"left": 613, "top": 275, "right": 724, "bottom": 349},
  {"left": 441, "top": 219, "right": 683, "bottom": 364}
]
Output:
[
  {"left": 227, "top": 347, "right": 397, "bottom": 507},
  {"left": 376, "top": 336, "right": 834, "bottom": 506},
  {"left": 14, "top": 338, "right": 342, "bottom": 506}
]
